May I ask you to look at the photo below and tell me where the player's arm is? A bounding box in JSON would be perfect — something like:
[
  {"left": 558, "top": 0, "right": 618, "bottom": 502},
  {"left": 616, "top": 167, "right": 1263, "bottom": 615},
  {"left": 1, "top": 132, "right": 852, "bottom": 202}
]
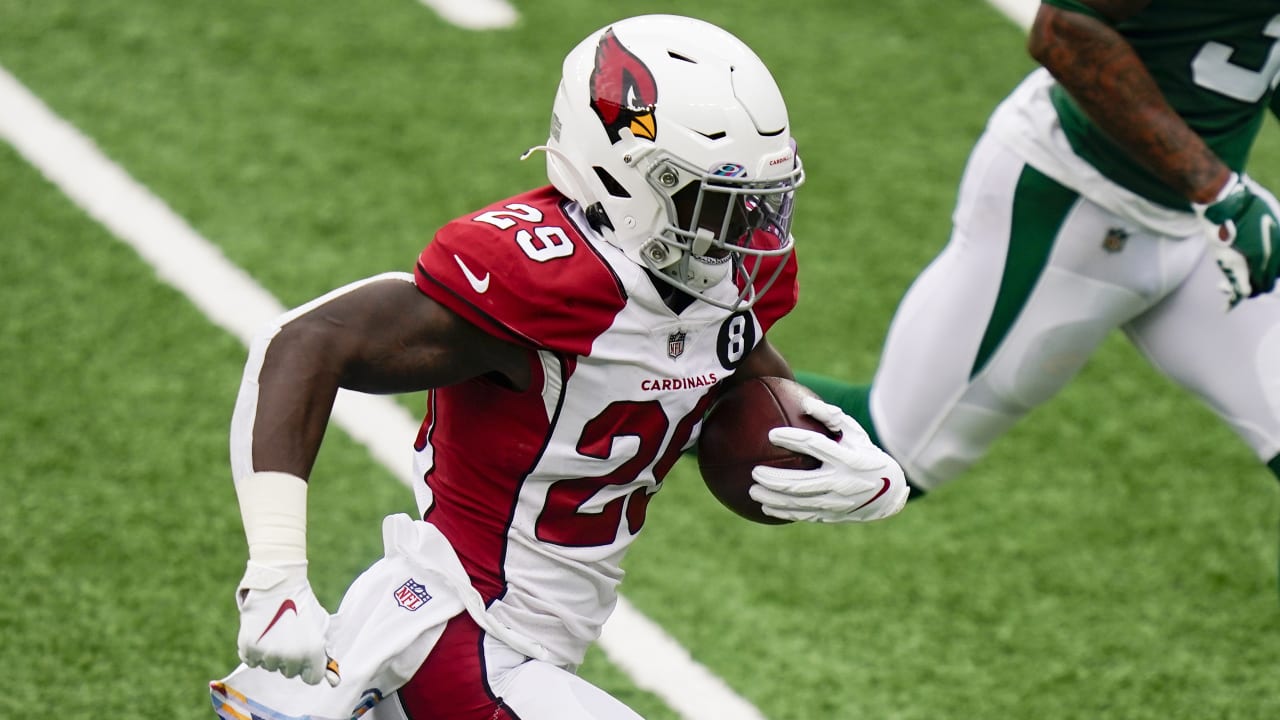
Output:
[
  {"left": 240, "top": 272, "right": 529, "bottom": 478},
  {"left": 1029, "top": 0, "right": 1231, "bottom": 203},
  {"left": 723, "top": 336, "right": 793, "bottom": 386},
  {"left": 228, "top": 272, "right": 530, "bottom": 685},
  {"left": 1031, "top": 1, "right": 1280, "bottom": 302}
]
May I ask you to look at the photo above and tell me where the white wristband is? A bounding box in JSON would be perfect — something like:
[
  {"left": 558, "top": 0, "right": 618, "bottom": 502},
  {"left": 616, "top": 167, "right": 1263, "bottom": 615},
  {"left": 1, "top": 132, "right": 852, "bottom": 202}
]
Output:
[{"left": 234, "top": 471, "right": 308, "bottom": 566}]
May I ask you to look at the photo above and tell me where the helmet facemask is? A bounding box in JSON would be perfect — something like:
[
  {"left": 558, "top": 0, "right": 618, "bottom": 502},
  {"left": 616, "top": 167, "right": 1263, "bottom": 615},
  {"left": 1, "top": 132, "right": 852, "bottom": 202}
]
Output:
[{"left": 634, "top": 148, "right": 803, "bottom": 310}]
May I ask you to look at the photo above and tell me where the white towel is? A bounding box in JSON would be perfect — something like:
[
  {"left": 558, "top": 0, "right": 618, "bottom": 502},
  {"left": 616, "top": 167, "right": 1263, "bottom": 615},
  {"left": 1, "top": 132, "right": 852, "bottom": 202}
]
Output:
[{"left": 210, "top": 513, "right": 549, "bottom": 720}]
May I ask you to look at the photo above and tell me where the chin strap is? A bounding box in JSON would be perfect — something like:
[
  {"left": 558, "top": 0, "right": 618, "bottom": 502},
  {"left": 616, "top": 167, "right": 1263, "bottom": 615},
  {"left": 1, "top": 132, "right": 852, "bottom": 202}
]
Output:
[
  {"left": 690, "top": 227, "right": 715, "bottom": 257},
  {"left": 683, "top": 251, "right": 732, "bottom": 290}
]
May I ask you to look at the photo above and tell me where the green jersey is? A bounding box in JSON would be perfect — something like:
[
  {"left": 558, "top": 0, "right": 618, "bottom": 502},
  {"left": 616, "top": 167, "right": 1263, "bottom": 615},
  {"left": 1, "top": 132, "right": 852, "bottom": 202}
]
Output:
[{"left": 1045, "top": 0, "right": 1280, "bottom": 209}]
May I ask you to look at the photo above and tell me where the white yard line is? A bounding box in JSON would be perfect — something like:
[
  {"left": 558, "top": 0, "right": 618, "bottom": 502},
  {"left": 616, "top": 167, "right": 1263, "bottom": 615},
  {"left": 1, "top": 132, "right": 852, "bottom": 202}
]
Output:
[
  {"left": 417, "top": 0, "right": 518, "bottom": 30},
  {"left": 0, "top": 64, "right": 765, "bottom": 720},
  {"left": 599, "top": 596, "right": 772, "bottom": 720}
]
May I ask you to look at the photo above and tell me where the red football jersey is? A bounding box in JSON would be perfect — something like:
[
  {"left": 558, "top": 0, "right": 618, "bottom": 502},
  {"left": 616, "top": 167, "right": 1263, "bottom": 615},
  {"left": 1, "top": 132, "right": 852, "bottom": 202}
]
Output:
[{"left": 412, "top": 186, "right": 797, "bottom": 665}]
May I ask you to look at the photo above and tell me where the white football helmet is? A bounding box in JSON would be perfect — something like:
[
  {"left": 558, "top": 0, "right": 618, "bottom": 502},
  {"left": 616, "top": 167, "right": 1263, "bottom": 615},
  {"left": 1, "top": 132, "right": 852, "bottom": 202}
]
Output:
[{"left": 537, "top": 14, "right": 804, "bottom": 310}]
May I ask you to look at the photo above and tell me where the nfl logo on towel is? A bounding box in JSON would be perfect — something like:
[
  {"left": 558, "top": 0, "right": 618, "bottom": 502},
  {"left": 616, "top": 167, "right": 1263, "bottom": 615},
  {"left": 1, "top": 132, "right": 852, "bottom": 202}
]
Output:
[{"left": 393, "top": 578, "right": 432, "bottom": 611}]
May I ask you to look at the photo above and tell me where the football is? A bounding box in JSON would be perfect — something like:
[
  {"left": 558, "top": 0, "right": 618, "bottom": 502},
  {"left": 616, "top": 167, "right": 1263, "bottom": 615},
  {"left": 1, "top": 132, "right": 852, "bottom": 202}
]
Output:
[{"left": 697, "top": 376, "right": 839, "bottom": 525}]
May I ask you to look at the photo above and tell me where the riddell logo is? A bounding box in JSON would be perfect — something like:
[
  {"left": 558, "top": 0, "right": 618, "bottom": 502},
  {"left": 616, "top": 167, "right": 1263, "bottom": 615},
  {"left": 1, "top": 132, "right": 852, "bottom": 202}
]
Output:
[
  {"left": 641, "top": 373, "right": 718, "bottom": 391},
  {"left": 768, "top": 154, "right": 792, "bottom": 166}
]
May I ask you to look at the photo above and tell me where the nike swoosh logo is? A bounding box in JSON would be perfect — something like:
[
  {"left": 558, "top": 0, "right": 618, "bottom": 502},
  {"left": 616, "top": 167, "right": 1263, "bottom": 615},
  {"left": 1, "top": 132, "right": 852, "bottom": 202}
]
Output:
[
  {"left": 454, "top": 254, "right": 490, "bottom": 293},
  {"left": 850, "top": 477, "right": 893, "bottom": 513},
  {"left": 256, "top": 598, "right": 298, "bottom": 642}
]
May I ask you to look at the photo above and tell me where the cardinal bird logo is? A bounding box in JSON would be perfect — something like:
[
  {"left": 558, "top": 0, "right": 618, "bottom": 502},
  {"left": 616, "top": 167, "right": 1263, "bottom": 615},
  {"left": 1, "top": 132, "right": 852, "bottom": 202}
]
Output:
[{"left": 589, "top": 28, "right": 658, "bottom": 144}]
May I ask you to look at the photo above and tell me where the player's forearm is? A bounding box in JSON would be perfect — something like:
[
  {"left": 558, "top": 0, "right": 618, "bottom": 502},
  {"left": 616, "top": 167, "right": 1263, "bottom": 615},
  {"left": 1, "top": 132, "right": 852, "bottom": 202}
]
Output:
[
  {"left": 227, "top": 321, "right": 343, "bottom": 568},
  {"left": 231, "top": 321, "right": 342, "bottom": 482},
  {"left": 729, "top": 337, "right": 793, "bottom": 386},
  {"left": 1028, "top": 3, "right": 1232, "bottom": 203}
]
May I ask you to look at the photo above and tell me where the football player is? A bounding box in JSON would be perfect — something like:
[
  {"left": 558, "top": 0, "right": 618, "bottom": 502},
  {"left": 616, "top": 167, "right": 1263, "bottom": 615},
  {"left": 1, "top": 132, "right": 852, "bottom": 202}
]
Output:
[
  {"left": 211, "top": 14, "right": 908, "bottom": 720},
  {"left": 800, "top": 2, "right": 1280, "bottom": 505}
]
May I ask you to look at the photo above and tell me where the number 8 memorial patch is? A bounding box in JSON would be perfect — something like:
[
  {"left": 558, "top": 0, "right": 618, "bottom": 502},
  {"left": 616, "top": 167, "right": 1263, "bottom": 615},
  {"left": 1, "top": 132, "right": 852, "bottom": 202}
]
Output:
[{"left": 716, "top": 311, "right": 757, "bottom": 369}]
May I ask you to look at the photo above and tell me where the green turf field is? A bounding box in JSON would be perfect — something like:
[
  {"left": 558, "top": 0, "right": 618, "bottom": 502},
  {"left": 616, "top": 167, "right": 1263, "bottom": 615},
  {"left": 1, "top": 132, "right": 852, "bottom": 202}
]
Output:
[{"left": 3, "top": 1, "right": 1280, "bottom": 718}]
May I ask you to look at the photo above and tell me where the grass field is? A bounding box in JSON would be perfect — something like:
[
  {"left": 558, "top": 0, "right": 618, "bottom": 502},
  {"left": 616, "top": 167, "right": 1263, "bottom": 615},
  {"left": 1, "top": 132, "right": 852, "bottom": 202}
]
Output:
[{"left": 3, "top": 1, "right": 1280, "bottom": 718}]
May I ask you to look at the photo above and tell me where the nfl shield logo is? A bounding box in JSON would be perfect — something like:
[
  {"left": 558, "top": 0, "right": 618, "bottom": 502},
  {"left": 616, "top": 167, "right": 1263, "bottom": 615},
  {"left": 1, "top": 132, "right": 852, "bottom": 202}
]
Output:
[
  {"left": 667, "top": 330, "right": 687, "bottom": 360},
  {"left": 393, "top": 578, "right": 432, "bottom": 611},
  {"left": 1102, "top": 227, "right": 1129, "bottom": 253}
]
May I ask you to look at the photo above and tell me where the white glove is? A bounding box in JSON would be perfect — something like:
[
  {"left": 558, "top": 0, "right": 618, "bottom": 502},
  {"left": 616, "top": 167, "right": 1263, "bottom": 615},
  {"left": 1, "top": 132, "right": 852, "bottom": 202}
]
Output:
[
  {"left": 236, "top": 560, "right": 340, "bottom": 686},
  {"left": 749, "top": 396, "right": 909, "bottom": 523},
  {"left": 231, "top": 470, "right": 339, "bottom": 686}
]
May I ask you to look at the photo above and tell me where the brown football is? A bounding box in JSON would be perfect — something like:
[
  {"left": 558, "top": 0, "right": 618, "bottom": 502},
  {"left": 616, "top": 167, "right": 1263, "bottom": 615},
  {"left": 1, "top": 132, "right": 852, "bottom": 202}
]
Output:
[{"left": 697, "top": 376, "right": 840, "bottom": 525}]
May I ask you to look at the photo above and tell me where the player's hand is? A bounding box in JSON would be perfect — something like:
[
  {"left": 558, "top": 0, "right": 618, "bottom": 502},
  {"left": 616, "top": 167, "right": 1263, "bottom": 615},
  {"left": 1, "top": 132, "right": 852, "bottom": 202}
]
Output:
[
  {"left": 235, "top": 560, "right": 340, "bottom": 687},
  {"left": 1203, "top": 174, "right": 1280, "bottom": 307},
  {"left": 749, "top": 396, "right": 909, "bottom": 523}
]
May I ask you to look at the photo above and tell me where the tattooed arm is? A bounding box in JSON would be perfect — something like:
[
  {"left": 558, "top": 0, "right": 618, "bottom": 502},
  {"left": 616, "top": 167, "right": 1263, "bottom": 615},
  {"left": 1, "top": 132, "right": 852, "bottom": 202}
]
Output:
[{"left": 1027, "top": 0, "right": 1233, "bottom": 202}]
